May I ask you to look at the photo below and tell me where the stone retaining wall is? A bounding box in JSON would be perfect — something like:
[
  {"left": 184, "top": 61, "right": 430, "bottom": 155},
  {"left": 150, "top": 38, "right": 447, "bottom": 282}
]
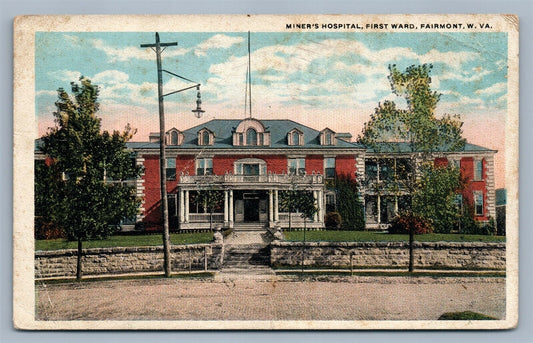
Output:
[
  {"left": 270, "top": 241, "right": 506, "bottom": 270},
  {"left": 35, "top": 244, "right": 223, "bottom": 279}
]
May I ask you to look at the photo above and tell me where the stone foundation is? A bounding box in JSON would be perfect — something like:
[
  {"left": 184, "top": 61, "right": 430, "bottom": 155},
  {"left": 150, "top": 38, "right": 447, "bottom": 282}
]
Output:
[
  {"left": 35, "top": 244, "right": 223, "bottom": 279},
  {"left": 270, "top": 241, "right": 506, "bottom": 270}
]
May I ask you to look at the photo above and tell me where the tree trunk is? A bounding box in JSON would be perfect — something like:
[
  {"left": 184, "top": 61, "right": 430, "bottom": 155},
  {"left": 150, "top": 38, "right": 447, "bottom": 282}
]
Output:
[
  {"left": 76, "top": 238, "right": 83, "bottom": 281},
  {"left": 408, "top": 228, "right": 414, "bottom": 272}
]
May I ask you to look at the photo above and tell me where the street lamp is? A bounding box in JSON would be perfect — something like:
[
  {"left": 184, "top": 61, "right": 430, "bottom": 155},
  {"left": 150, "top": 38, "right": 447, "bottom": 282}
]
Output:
[{"left": 141, "top": 32, "right": 204, "bottom": 277}]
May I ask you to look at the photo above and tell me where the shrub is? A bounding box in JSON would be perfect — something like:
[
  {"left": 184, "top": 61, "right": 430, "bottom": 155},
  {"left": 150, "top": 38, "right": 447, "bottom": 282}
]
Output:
[
  {"left": 388, "top": 211, "right": 433, "bottom": 235},
  {"left": 325, "top": 212, "right": 342, "bottom": 229},
  {"left": 35, "top": 217, "right": 65, "bottom": 240}
]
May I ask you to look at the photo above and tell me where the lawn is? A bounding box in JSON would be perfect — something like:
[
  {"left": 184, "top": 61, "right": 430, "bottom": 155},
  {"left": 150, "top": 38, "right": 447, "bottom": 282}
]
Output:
[
  {"left": 35, "top": 232, "right": 213, "bottom": 251},
  {"left": 283, "top": 230, "right": 506, "bottom": 243}
]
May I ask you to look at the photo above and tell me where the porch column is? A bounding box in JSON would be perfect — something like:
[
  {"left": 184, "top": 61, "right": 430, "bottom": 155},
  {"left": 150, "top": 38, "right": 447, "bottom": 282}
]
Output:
[
  {"left": 179, "top": 189, "right": 185, "bottom": 224},
  {"left": 318, "top": 189, "right": 324, "bottom": 223},
  {"left": 224, "top": 190, "right": 229, "bottom": 224},
  {"left": 313, "top": 190, "right": 318, "bottom": 222},
  {"left": 377, "top": 195, "right": 381, "bottom": 225},
  {"left": 274, "top": 189, "right": 279, "bottom": 222},
  {"left": 269, "top": 190, "right": 274, "bottom": 223},
  {"left": 185, "top": 190, "right": 190, "bottom": 223},
  {"left": 228, "top": 189, "right": 234, "bottom": 227}
]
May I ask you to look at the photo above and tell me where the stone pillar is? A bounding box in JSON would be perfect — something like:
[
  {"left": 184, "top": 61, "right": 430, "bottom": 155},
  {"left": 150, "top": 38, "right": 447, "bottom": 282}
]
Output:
[
  {"left": 274, "top": 189, "right": 279, "bottom": 222},
  {"left": 224, "top": 190, "right": 229, "bottom": 225},
  {"left": 185, "top": 190, "right": 190, "bottom": 223},
  {"left": 179, "top": 189, "right": 185, "bottom": 224},
  {"left": 229, "top": 189, "right": 234, "bottom": 227}
]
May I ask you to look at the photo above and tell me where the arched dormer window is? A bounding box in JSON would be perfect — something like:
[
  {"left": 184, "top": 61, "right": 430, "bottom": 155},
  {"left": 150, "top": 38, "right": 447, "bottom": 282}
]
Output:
[
  {"left": 202, "top": 131, "right": 210, "bottom": 145},
  {"left": 246, "top": 128, "right": 257, "bottom": 146},
  {"left": 197, "top": 128, "right": 214, "bottom": 146},
  {"left": 288, "top": 128, "right": 304, "bottom": 146},
  {"left": 170, "top": 131, "right": 178, "bottom": 145},
  {"left": 233, "top": 118, "right": 270, "bottom": 146},
  {"left": 165, "top": 128, "right": 183, "bottom": 146},
  {"left": 320, "top": 128, "right": 336, "bottom": 146}
]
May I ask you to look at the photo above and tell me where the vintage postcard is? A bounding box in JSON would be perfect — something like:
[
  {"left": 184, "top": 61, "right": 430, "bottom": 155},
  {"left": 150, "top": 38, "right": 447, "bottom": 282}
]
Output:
[{"left": 13, "top": 14, "right": 518, "bottom": 330}]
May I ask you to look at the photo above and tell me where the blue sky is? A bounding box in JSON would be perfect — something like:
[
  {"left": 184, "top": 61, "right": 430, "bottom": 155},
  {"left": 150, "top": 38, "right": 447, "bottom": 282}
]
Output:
[{"left": 35, "top": 31, "right": 508, "bottom": 186}]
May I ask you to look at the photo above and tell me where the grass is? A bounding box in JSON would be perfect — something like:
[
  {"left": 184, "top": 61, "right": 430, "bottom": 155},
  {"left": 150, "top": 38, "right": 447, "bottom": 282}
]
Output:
[
  {"left": 35, "top": 232, "right": 213, "bottom": 251},
  {"left": 275, "top": 270, "right": 505, "bottom": 278},
  {"left": 438, "top": 311, "right": 498, "bottom": 320},
  {"left": 283, "top": 230, "right": 506, "bottom": 243},
  {"left": 36, "top": 272, "right": 216, "bottom": 284}
]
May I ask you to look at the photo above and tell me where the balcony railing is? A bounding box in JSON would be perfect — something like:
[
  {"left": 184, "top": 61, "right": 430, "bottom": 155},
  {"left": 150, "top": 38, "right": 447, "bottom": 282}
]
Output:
[
  {"left": 188, "top": 213, "right": 224, "bottom": 223},
  {"left": 180, "top": 173, "right": 324, "bottom": 185}
]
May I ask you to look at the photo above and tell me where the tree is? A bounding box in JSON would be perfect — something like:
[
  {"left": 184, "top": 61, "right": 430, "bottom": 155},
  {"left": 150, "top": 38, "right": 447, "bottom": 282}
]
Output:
[
  {"left": 195, "top": 187, "right": 224, "bottom": 231},
  {"left": 330, "top": 174, "right": 365, "bottom": 230},
  {"left": 37, "top": 77, "right": 141, "bottom": 280},
  {"left": 359, "top": 64, "right": 465, "bottom": 154},
  {"left": 412, "top": 163, "right": 464, "bottom": 233},
  {"left": 358, "top": 64, "right": 467, "bottom": 271}
]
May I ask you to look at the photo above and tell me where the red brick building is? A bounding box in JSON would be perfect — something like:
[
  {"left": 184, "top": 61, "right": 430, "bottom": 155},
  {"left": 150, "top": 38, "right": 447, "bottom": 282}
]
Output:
[{"left": 125, "top": 118, "right": 496, "bottom": 231}]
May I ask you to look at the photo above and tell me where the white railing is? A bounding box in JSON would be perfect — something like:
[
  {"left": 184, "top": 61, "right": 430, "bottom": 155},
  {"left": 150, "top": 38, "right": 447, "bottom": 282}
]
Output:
[
  {"left": 188, "top": 213, "right": 224, "bottom": 223},
  {"left": 278, "top": 213, "right": 313, "bottom": 222},
  {"left": 180, "top": 173, "right": 324, "bottom": 185}
]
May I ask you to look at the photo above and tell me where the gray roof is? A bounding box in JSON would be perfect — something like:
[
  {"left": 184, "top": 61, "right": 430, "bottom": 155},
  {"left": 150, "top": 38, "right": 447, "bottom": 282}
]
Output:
[
  {"left": 365, "top": 141, "right": 495, "bottom": 154},
  {"left": 128, "top": 119, "right": 366, "bottom": 150}
]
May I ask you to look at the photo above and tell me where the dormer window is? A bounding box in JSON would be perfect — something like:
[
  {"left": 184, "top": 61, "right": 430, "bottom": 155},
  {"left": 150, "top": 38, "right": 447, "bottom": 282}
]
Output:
[
  {"left": 197, "top": 128, "right": 214, "bottom": 146},
  {"left": 246, "top": 128, "right": 257, "bottom": 146},
  {"left": 165, "top": 128, "right": 184, "bottom": 146},
  {"left": 288, "top": 128, "right": 304, "bottom": 146},
  {"left": 233, "top": 118, "right": 270, "bottom": 146},
  {"left": 320, "top": 128, "right": 336, "bottom": 146}
]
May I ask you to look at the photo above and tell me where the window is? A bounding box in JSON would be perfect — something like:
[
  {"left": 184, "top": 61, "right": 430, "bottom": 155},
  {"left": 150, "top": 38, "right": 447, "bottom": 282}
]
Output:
[
  {"left": 474, "top": 159, "right": 483, "bottom": 181},
  {"left": 291, "top": 131, "right": 300, "bottom": 145},
  {"left": 288, "top": 158, "right": 305, "bottom": 175},
  {"left": 170, "top": 131, "right": 178, "bottom": 145},
  {"left": 166, "top": 158, "right": 176, "bottom": 180},
  {"left": 202, "top": 131, "right": 210, "bottom": 146},
  {"left": 238, "top": 133, "right": 243, "bottom": 146},
  {"left": 451, "top": 158, "right": 461, "bottom": 169},
  {"left": 326, "top": 132, "right": 332, "bottom": 145},
  {"left": 326, "top": 193, "right": 336, "bottom": 212},
  {"left": 196, "top": 158, "right": 213, "bottom": 175},
  {"left": 365, "top": 160, "right": 378, "bottom": 181},
  {"left": 246, "top": 128, "right": 257, "bottom": 145},
  {"left": 474, "top": 191, "right": 484, "bottom": 216},
  {"left": 243, "top": 164, "right": 260, "bottom": 175},
  {"left": 325, "top": 157, "right": 336, "bottom": 178},
  {"left": 234, "top": 158, "right": 266, "bottom": 175}
]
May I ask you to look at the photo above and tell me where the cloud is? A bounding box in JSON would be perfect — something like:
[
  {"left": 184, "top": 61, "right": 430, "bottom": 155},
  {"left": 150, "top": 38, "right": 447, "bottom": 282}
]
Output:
[
  {"left": 48, "top": 70, "right": 82, "bottom": 82},
  {"left": 36, "top": 90, "right": 58, "bottom": 97},
  {"left": 195, "top": 34, "right": 244, "bottom": 56},
  {"left": 90, "top": 39, "right": 190, "bottom": 62},
  {"left": 92, "top": 70, "right": 130, "bottom": 84},
  {"left": 475, "top": 82, "right": 507, "bottom": 95}
]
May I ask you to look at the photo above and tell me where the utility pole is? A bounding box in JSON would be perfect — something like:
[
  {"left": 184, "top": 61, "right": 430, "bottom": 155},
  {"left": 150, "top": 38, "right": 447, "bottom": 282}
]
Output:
[{"left": 140, "top": 33, "right": 178, "bottom": 278}]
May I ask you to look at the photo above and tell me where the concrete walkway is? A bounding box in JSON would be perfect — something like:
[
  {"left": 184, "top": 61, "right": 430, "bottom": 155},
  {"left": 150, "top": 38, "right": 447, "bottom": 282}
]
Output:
[{"left": 223, "top": 230, "right": 272, "bottom": 245}]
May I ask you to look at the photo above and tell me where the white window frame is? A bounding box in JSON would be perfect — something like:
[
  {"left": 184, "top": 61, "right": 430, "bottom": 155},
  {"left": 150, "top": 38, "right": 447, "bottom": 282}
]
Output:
[
  {"left": 474, "top": 159, "right": 483, "bottom": 181},
  {"left": 324, "top": 157, "right": 336, "bottom": 178},
  {"left": 474, "top": 191, "right": 484, "bottom": 216},
  {"left": 196, "top": 158, "right": 213, "bottom": 175},
  {"left": 288, "top": 157, "right": 306, "bottom": 175},
  {"left": 166, "top": 158, "right": 176, "bottom": 180}
]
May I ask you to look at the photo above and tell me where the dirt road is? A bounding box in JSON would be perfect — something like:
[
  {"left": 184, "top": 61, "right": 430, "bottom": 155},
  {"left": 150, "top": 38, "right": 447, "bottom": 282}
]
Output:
[{"left": 36, "top": 275, "right": 505, "bottom": 321}]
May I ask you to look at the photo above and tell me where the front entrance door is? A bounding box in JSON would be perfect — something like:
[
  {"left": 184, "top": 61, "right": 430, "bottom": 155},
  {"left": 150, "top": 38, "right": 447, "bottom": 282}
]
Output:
[{"left": 244, "top": 198, "right": 259, "bottom": 222}]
